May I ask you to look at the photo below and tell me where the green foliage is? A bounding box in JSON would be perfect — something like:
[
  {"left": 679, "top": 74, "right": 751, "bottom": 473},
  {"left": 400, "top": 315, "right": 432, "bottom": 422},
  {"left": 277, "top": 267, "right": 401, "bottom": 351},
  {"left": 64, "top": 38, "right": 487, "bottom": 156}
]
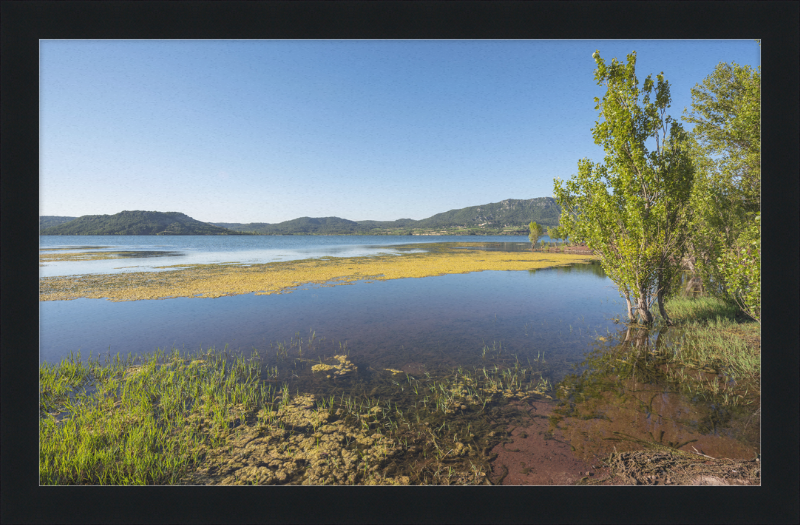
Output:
[
  {"left": 546, "top": 225, "right": 563, "bottom": 241},
  {"left": 681, "top": 60, "right": 761, "bottom": 312},
  {"left": 528, "top": 221, "right": 544, "bottom": 248},
  {"left": 554, "top": 50, "right": 694, "bottom": 325},
  {"left": 716, "top": 214, "right": 761, "bottom": 323},
  {"left": 683, "top": 62, "right": 760, "bottom": 212},
  {"left": 40, "top": 211, "right": 243, "bottom": 236}
]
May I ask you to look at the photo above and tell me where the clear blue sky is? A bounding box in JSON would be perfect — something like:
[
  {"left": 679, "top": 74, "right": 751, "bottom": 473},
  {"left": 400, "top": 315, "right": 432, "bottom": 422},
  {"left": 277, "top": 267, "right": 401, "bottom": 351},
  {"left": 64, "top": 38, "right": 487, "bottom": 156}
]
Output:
[{"left": 40, "top": 40, "right": 759, "bottom": 224}]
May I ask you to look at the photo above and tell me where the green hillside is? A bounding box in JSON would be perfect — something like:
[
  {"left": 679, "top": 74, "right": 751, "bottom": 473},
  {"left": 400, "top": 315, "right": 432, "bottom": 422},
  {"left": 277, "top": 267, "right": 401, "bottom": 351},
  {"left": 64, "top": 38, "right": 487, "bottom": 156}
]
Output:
[
  {"left": 414, "top": 198, "right": 560, "bottom": 229},
  {"left": 258, "top": 217, "right": 360, "bottom": 235},
  {"left": 40, "top": 211, "right": 243, "bottom": 236},
  {"left": 40, "top": 216, "right": 78, "bottom": 230},
  {"left": 212, "top": 217, "right": 360, "bottom": 235}
]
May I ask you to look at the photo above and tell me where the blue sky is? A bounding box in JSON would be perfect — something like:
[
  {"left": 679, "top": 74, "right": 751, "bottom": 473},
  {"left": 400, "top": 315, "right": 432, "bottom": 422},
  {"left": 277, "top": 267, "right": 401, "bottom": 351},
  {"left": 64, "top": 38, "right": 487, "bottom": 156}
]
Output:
[{"left": 40, "top": 40, "right": 760, "bottom": 223}]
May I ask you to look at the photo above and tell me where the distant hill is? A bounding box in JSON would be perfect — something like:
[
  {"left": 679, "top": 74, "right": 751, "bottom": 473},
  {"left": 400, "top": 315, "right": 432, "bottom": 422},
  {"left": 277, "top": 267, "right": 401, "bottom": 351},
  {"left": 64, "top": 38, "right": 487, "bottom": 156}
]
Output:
[
  {"left": 212, "top": 197, "right": 561, "bottom": 235},
  {"left": 40, "top": 211, "right": 243, "bottom": 235},
  {"left": 40, "top": 198, "right": 561, "bottom": 236},
  {"left": 214, "top": 217, "right": 362, "bottom": 235},
  {"left": 40, "top": 216, "right": 78, "bottom": 230},
  {"left": 414, "top": 198, "right": 560, "bottom": 229}
]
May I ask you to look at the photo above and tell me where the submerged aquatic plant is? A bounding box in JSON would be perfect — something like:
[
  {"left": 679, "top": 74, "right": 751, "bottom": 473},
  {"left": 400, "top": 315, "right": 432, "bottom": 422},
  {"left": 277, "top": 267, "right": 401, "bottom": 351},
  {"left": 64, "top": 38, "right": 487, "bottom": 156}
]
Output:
[{"left": 40, "top": 338, "right": 552, "bottom": 485}]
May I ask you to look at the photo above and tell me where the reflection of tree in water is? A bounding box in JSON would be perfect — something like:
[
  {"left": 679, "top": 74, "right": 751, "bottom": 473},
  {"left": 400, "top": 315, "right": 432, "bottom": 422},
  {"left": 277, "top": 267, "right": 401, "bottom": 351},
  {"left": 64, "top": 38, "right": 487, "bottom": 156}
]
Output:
[
  {"left": 528, "top": 260, "right": 607, "bottom": 278},
  {"left": 548, "top": 325, "right": 758, "bottom": 462}
]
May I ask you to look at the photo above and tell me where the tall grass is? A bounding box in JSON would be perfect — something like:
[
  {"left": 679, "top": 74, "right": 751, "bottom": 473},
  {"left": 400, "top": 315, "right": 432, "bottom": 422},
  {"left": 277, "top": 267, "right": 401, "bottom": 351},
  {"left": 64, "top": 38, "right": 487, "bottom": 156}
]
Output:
[
  {"left": 661, "top": 296, "right": 741, "bottom": 324},
  {"left": 646, "top": 295, "right": 761, "bottom": 406},
  {"left": 40, "top": 347, "right": 271, "bottom": 484},
  {"left": 658, "top": 296, "right": 760, "bottom": 377},
  {"left": 41, "top": 344, "right": 545, "bottom": 485}
]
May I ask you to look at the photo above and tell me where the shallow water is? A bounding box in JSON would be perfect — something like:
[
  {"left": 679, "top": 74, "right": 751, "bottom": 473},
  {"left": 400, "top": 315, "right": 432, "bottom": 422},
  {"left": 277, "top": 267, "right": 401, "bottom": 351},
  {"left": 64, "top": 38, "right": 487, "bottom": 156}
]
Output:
[
  {"left": 39, "top": 261, "right": 623, "bottom": 382},
  {"left": 549, "top": 326, "right": 760, "bottom": 461},
  {"left": 39, "top": 237, "right": 759, "bottom": 476}
]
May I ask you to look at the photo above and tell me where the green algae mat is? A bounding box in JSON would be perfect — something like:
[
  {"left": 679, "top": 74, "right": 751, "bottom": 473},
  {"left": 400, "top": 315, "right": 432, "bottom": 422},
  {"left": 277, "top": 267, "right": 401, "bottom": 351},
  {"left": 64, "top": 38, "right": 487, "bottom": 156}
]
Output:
[{"left": 40, "top": 244, "right": 596, "bottom": 302}]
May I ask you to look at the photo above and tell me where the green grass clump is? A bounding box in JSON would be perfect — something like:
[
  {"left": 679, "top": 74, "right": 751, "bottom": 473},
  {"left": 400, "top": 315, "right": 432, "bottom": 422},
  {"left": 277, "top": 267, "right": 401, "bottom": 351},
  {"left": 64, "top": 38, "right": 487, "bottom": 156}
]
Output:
[
  {"left": 40, "top": 347, "right": 272, "bottom": 485},
  {"left": 670, "top": 318, "right": 760, "bottom": 378},
  {"left": 660, "top": 296, "right": 760, "bottom": 379},
  {"left": 643, "top": 295, "right": 761, "bottom": 406},
  {"left": 661, "top": 296, "right": 742, "bottom": 324}
]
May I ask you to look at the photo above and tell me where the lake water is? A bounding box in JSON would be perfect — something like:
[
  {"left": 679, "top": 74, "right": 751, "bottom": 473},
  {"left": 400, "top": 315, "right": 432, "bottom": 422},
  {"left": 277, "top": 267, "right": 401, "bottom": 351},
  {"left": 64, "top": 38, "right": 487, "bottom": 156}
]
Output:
[
  {"left": 39, "top": 235, "right": 759, "bottom": 466},
  {"left": 39, "top": 234, "right": 560, "bottom": 277},
  {"left": 40, "top": 261, "right": 623, "bottom": 384}
]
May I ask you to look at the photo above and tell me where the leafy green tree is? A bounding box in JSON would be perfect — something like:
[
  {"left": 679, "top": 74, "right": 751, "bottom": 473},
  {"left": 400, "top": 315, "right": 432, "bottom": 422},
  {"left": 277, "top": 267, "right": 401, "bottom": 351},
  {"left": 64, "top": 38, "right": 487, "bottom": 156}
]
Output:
[
  {"left": 554, "top": 50, "right": 695, "bottom": 325},
  {"left": 717, "top": 214, "right": 761, "bottom": 323},
  {"left": 528, "top": 221, "right": 545, "bottom": 249},
  {"left": 546, "top": 225, "right": 562, "bottom": 241},
  {"left": 681, "top": 60, "right": 760, "bottom": 310},
  {"left": 683, "top": 62, "right": 760, "bottom": 212}
]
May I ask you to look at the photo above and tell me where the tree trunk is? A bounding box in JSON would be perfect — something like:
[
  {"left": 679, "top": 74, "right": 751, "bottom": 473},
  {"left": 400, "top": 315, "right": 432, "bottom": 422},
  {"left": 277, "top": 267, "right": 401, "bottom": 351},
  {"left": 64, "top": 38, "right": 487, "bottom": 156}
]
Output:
[
  {"left": 656, "top": 266, "right": 674, "bottom": 326},
  {"left": 624, "top": 294, "right": 636, "bottom": 323},
  {"left": 682, "top": 254, "right": 703, "bottom": 296},
  {"left": 636, "top": 293, "right": 653, "bottom": 325},
  {"left": 657, "top": 289, "right": 673, "bottom": 326}
]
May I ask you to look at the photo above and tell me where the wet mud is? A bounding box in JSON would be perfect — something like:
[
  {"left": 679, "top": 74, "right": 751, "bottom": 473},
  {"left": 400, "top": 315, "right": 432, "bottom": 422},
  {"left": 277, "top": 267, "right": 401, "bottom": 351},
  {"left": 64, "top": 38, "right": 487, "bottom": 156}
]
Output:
[{"left": 488, "top": 399, "right": 604, "bottom": 485}]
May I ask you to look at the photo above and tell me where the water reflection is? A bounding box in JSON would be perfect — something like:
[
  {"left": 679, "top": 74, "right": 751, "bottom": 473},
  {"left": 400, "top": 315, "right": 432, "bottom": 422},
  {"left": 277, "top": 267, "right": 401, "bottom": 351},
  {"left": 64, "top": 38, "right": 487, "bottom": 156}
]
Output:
[
  {"left": 40, "top": 266, "right": 624, "bottom": 383},
  {"left": 530, "top": 259, "right": 606, "bottom": 278},
  {"left": 453, "top": 242, "right": 531, "bottom": 252},
  {"left": 550, "top": 326, "right": 760, "bottom": 465}
]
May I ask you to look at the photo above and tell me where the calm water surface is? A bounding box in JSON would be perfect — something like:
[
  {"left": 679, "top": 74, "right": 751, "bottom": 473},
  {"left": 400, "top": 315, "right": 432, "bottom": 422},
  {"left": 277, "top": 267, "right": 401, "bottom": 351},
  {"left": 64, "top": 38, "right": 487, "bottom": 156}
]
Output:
[{"left": 40, "top": 261, "right": 623, "bottom": 383}]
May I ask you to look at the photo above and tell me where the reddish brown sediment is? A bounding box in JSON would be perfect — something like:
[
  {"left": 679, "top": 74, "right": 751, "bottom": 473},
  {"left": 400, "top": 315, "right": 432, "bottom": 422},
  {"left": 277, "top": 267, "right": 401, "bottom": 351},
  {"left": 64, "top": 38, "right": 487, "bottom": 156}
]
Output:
[
  {"left": 488, "top": 399, "right": 604, "bottom": 485},
  {"left": 487, "top": 395, "right": 759, "bottom": 485},
  {"left": 552, "top": 378, "right": 759, "bottom": 464}
]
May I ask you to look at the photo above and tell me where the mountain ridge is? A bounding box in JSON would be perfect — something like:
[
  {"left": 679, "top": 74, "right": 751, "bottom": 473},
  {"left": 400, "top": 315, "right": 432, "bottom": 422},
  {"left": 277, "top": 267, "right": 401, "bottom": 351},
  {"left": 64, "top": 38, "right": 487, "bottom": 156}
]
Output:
[
  {"left": 213, "top": 198, "right": 560, "bottom": 234},
  {"left": 40, "top": 211, "right": 243, "bottom": 236},
  {"left": 40, "top": 198, "right": 561, "bottom": 235}
]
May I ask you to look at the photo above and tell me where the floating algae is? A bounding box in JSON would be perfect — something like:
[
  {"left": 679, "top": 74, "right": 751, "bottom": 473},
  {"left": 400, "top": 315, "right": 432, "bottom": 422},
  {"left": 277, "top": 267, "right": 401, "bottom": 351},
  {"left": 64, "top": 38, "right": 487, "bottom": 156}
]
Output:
[
  {"left": 39, "top": 243, "right": 596, "bottom": 302},
  {"left": 311, "top": 355, "right": 357, "bottom": 379},
  {"left": 40, "top": 342, "right": 559, "bottom": 485},
  {"left": 184, "top": 393, "right": 409, "bottom": 485}
]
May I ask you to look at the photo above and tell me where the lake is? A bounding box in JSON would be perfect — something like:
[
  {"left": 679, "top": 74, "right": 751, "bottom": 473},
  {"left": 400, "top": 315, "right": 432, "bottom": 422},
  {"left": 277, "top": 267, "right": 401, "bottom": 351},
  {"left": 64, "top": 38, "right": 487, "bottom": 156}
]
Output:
[
  {"left": 39, "top": 235, "right": 759, "bottom": 482},
  {"left": 39, "top": 234, "right": 562, "bottom": 277},
  {"left": 39, "top": 235, "right": 620, "bottom": 379}
]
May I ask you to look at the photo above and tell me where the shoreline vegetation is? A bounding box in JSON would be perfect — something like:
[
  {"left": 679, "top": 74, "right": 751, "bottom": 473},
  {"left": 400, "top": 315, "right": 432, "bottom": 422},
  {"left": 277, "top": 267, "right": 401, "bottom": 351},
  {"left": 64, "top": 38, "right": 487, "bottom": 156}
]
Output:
[
  {"left": 574, "top": 296, "right": 760, "bottom": 485},
  {"left": 40, "top": 342, "right": 554, "bottom": 485},
  {"left": 39, "top": 295, "right": 760, "bottom": 485},
  {"left": 39, "top": 243, "right": 596, "bottom": 302}
]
